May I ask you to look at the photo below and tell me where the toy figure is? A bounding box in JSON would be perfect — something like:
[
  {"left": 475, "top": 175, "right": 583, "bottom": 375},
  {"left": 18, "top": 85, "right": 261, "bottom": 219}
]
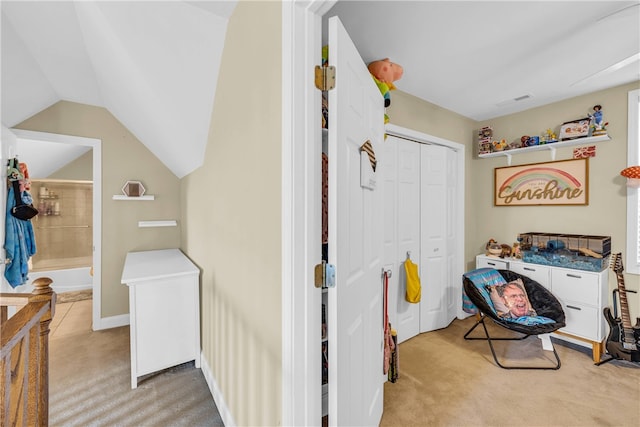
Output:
[
  {"left": 367, "top": 58, "right": 404, "bottom": 108},
  {"left": 591, "top": 104, "right": 603, "bottom": 128},
  {"left": 492, "top": 139, "right": 507, "bottom": 151}
]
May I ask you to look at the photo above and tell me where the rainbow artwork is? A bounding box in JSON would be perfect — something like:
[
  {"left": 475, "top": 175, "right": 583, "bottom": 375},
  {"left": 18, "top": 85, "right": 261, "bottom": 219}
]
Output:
[{"left": 495, "top": 159, "right": 588, "bottom": 206}]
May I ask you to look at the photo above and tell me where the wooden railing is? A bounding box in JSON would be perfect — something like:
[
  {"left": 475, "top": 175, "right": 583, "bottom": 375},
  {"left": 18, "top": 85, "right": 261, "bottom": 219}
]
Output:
[{"left": 1, "top": 278, "right": 56, "bottom": 427}]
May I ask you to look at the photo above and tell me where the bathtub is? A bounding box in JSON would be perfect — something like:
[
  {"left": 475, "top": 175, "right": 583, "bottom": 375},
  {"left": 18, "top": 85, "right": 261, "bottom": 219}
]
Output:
[{"left": 25, "top": 266, "right": 93, "bottom": 294}]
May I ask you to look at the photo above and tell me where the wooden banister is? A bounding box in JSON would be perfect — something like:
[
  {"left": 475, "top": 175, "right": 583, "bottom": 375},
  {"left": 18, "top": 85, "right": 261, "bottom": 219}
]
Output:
[{"left": 0, "top": 277, "right": 56, "bottom": 427}]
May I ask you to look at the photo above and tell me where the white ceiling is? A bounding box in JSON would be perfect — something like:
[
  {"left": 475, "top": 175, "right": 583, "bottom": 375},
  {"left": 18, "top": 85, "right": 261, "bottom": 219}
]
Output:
[
  {"left": 1, "top": 0, "right": 236, "bottom": 178},
  {"left": 2, "top": 1, "right": 639, "bottom": 179},
  {"left": 327, "top": 1, "right": 640, "bottom": 120}
]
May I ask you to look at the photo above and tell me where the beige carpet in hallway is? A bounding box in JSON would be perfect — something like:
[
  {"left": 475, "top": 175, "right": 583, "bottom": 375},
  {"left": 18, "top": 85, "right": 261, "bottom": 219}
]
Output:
[
  {"left": 49, "top": 301, "right": 639, "bottom": 426},
  {"left": 380, "top": 316, "right": 640, "bottom": 427},
  {"left": 49, "top": 300, "right": 224, "bottom": 427}
]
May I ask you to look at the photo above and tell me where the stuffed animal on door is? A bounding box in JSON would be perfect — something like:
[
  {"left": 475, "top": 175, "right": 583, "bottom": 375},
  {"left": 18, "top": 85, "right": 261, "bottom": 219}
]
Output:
[{"left": 367, "top": 58, "right": 403, "bottom": 109}]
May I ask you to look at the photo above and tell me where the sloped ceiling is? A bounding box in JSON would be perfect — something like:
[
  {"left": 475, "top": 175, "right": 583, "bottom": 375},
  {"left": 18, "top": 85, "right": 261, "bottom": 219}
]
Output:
[{"left": 2, "top": 0, "right": 236, "bottom": 178}]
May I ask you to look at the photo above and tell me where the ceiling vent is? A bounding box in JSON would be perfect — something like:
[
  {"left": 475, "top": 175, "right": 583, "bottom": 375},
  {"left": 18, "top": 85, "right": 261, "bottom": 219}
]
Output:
[{"left": 496, "top": 94, "right": 534, "bottom": 107}]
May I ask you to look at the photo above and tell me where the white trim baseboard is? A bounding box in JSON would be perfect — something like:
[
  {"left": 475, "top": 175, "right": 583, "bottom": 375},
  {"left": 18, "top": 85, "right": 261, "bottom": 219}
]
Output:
[
  {"left": 93, "top": 313, "right": 129, "bottom": 331},
  {"left": 200, "top": 351, "right": 236, "bottom": 427}
]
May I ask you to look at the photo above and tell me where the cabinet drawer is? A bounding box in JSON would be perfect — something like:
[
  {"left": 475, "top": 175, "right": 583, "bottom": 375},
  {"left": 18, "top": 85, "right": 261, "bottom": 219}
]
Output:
[
  {"left": 509, "top": 262, "right": 550, "bottom": 289},
  {"left": 551, "top": 269, "right": 599, "bottom": 305},
  {"left": 476, "top": 255, "right": 508, "bottom": 270},
  {"left": 560, "top": 302, "right": 601, "bottom": 341}
]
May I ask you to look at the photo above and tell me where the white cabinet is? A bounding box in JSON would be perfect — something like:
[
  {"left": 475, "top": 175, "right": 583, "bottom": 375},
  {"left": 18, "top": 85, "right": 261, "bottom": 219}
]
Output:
[
  {"left": 475, "top": 255, "right": 608, "bottom": 362},
  {"left": 509, "top": 262, "right": 550, "bottom": 290},
  {"left": 550, "top": 267, "right": 607, "bottom": 346},
  {"left": 476, "top": 255, "right": 508, "bottom": 270},
  {"left": 121, "top": 249, "right": 201, "bottom": 389}
]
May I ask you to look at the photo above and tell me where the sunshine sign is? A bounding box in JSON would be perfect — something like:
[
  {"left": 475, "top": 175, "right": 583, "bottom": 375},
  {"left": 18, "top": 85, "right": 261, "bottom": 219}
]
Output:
[{"left": 494, "top": 158, "right": 588, "bottom": 206}]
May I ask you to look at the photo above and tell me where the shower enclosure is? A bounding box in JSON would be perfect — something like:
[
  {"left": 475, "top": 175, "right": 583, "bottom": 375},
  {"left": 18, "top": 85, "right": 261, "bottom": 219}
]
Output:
[{"left": 28, "top": 179, "right": 93, "bottom": 292}]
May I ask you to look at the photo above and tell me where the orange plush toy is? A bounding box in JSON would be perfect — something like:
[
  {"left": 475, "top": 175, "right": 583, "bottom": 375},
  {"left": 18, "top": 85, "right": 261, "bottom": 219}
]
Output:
[{"left": 367, "top": 58, "right": 403, "bottom": 108}]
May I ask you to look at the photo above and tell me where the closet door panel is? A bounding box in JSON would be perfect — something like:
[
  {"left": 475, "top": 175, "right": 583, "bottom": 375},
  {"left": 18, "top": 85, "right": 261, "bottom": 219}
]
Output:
[
  {"left": 444, "top": 149, "right": 459, "bottom": 320},
  {"left": 395, "top": 138, "right": 421, "bottom": 343},
  {"left": 380, "top": 137, "right": 399, "bottom": 337},
  {"left": 420, "top": 145, "right": 449, "bottom": 332}
]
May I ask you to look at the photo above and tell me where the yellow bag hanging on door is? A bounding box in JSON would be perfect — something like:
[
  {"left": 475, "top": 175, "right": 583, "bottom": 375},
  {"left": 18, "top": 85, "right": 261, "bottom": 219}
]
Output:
[{"left": 404, "top": 258, "right": 421, "bottom": 303}]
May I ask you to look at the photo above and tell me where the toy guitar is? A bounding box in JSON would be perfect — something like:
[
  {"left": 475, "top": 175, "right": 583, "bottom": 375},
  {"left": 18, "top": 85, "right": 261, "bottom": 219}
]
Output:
[{"left": 602, "top": 253, "right": 640, "bottom": 363}]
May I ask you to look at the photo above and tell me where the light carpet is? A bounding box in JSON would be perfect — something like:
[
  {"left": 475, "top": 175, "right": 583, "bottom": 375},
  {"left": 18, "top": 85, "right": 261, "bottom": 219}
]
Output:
[
  {"left": 49, "top": 325, "right": 223, "bottom": 426},
  {"left": 380, "top": 316, "right": 640, "bottom": 426}
]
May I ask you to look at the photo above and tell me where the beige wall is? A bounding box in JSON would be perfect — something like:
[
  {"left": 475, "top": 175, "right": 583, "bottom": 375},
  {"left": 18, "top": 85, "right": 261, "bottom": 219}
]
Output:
[
  {"left": 472, "top": 81, "right": 640, "bottom": 312},
  {"left": 389, "top": 81, "right": 640, "bottom": 319},
  {"left": 15, "top": 101, "right": 181, "bottom": 317},
  {"left": 180, "top": 2, "right": 282, "bottom": 426},
  {"left": 48, "top": 150, "right": 93, "bottom": 181}
]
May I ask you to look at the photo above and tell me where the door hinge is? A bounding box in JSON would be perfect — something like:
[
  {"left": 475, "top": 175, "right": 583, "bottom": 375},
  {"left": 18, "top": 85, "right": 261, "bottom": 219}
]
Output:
[
  {"left": 315, "top": 65, "right": 336, "bottom": 91},
  {"left": 314, "top": 261, "right": 336, "bottom": 288}
]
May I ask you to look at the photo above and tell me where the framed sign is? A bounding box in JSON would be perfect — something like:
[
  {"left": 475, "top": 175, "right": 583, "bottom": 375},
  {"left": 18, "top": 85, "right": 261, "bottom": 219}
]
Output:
[
  {"left": 494, "top": 158, "right": 588, "bottom": 206},
  {"left": 559, "top": 117, "right": 590, "bottom": 141}
]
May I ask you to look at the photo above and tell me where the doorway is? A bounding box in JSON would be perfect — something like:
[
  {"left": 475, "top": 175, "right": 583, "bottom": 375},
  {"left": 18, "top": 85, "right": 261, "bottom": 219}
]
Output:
[
  {"left": 282, "top": 3, "right": 466, "bottom": 425},
  {"left": 11, "top": 129, "right": 102, "bottom": 330}
]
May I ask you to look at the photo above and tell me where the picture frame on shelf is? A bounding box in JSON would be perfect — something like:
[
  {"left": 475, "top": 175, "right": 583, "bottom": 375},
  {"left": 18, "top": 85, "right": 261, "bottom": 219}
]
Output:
[
  {"left": 559, "top": 118, "right": 590, "bottom": 141},
  {"left": 494, "top": 158, "right": 589, "bottom": 206}
]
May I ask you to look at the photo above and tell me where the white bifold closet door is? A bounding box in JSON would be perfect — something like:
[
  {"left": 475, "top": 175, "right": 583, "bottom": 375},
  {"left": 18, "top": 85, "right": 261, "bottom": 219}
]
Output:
[
  {"left": 420, "top": 144, "right": 458, "bottom": 332},
  {"left": 382, "top": 135, "right": 459, "bottom": 343},
  {"left": 381, "top": 135, "right": 421, "bottom": 344}
]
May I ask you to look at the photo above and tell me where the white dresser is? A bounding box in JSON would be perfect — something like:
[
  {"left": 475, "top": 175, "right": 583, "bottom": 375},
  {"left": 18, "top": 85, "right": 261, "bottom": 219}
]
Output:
[
  {"left": 476, "top": 255, "right": 608, "bottom": 363},
  {"left": 121, "top": 249, "right": 201, "bottom": 388}
]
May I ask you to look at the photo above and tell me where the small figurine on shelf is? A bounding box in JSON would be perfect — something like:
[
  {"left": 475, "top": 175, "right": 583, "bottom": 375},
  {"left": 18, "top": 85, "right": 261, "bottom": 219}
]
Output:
[
  {"left": 478, "top": 126, "right": 493, "bottom": 154},
  {"left": 589, "top": 104, "right": 608, "bottom": 136},
  {"left": 591, "top": 104, "right": 603, "bottom": 127},
  {"left": 542, "top": 128, "right": 558, "bottom": 144},
  {"left": 492, "top": 139, "right": 507, "bottom": 151}
]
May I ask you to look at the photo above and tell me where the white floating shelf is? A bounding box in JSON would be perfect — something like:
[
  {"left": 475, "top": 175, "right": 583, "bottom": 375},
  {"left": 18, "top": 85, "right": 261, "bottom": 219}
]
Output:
[
  {"left": 138, "top": 220, "right": 177, "bottom": 228},
  {"left": 478, "top": 134, "right": 611, "bottom": 165},
  {"left": 113, "top": 195, "right": 155, "bottom": 201}
]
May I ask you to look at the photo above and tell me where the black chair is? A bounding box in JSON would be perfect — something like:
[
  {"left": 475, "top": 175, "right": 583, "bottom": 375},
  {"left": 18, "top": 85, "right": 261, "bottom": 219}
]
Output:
[{"left": 463, "top": 268, "right": 566, "bottom": 370}]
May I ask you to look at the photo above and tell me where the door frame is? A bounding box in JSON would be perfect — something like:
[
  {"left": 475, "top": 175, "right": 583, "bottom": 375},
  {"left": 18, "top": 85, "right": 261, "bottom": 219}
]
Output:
[
  {"left": 282, "top": 1, "right": 336, "bottom": 425},
  {"left": 10, "top": 129, "right": 103, "bottom": 330},
  {"left": 282, "top": 2, "right": 466, "bottom": 425}
]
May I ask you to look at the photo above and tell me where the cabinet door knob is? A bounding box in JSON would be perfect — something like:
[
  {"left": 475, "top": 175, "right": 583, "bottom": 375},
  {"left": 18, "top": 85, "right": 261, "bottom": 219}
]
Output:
[
  {"left": 566, "top": 274, "right": 582, "bottom": 279},
  {"left": 566, "top": 305, "right": 582, "bottom": 311},
  {"left": 524, "top": 267, "right": 535, "bottom": 271}
]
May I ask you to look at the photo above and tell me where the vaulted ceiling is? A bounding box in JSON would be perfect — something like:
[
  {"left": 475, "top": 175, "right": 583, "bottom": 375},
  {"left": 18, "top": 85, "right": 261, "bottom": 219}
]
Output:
[
  {"left": 2, "top": 0, "right": 236, "bottom": 178},
  {"left": 2, "top": 1, "right": 639, "bottom": 179}
]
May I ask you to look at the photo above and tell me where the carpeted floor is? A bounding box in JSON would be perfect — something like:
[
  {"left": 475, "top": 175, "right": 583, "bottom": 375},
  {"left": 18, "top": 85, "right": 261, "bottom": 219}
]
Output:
[
  {"left": 380, "top": 316, "right": 640, "bottom": 426},
  {"left": 49, "top": 300, "right": 224, "bottom": 427},
  {"left": 49, "top": 302, "right": 638, "bottom": 426}
]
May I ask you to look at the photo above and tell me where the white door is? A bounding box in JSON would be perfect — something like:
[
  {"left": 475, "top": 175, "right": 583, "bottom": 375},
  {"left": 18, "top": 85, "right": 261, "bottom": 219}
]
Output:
[
  {"left": 420, "top": 144, "right": 455, "bottom": 332},
  {"left": 327, "top": 16, "right": 385, "bottom": 426},
  {"left": 381, "top": 135, "right": 420, "bottom": 343},
  {"left": 444, "top": 148, "right": 460, "bottom": 323}
]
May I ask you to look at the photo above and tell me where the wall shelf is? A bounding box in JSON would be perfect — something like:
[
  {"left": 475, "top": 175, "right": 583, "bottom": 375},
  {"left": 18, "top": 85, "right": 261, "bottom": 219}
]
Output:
[
  {"left": 112, "top": 195, "right": 155, "bottom": 201},
  {"left": 138, "top": 220, "right": 177, "bottom": 228},
  {"left": 478, "top": 134, "right": 611, "bottom": 165}
]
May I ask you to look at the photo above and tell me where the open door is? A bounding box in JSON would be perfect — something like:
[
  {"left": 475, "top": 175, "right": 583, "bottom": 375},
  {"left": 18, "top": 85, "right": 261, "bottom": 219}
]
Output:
[{"left": 327, "top": 16, "right": 385, "bottom": 426}]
